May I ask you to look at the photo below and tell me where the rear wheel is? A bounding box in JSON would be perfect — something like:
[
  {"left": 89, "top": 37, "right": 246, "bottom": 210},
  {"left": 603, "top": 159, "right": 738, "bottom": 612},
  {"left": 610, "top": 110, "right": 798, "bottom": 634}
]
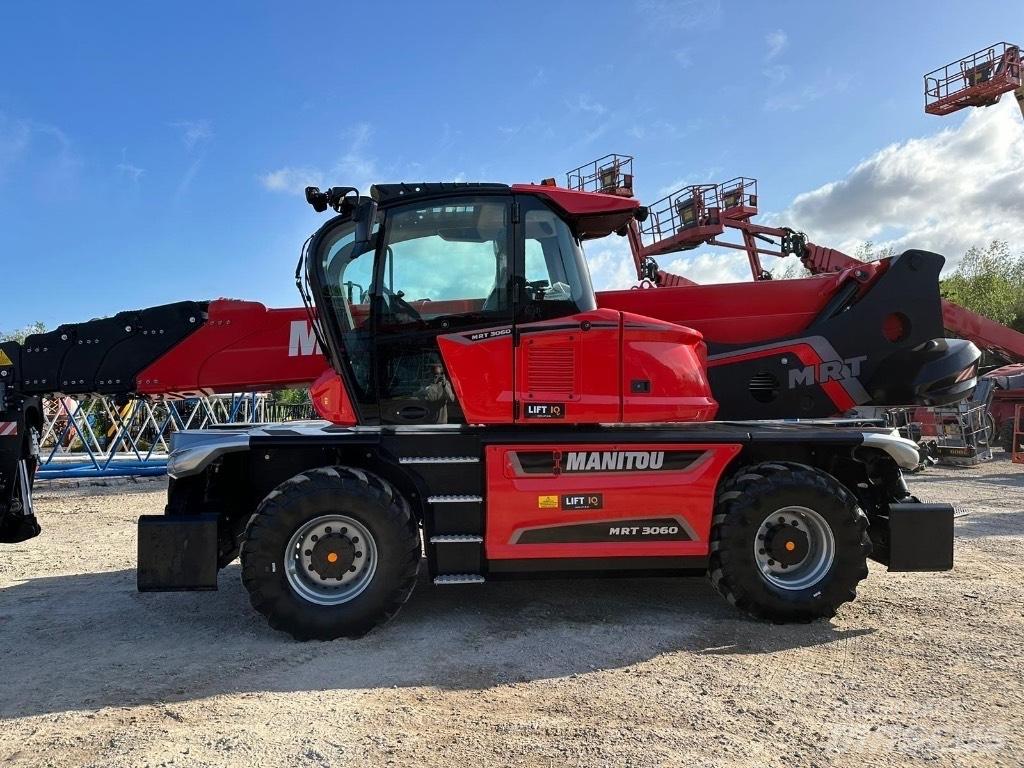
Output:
[
  {"left": 241, "top": 466, "right": 421, "bottom": 640},
  {"left": 999, "top": 418, "right": 1017, "bottom": 452},
  {"left": 709, "top": 462, "right": 870, "bottom": 623}
]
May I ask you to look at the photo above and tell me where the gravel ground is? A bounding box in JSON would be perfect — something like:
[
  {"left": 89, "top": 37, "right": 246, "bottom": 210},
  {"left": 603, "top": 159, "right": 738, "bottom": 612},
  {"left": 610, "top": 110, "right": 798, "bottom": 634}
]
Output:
[{"left": 1, "top": 456, "right": 1021, "bottom": 768}]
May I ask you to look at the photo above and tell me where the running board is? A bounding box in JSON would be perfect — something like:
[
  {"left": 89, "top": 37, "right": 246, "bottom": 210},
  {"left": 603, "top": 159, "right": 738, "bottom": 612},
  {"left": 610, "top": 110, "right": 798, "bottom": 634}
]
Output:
[
  {"left": 433, "top": 574, "right": 485, "bottom": 585},
  {"left": 399, "top": 456, "right": 480, "bottom": 465}
]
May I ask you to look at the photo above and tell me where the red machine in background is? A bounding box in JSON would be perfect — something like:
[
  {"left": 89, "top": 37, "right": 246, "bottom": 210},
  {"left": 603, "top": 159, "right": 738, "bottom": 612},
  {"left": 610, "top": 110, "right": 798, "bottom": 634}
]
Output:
[{"left": 924, "top": 42, "right": 1022, "bottom": 118}]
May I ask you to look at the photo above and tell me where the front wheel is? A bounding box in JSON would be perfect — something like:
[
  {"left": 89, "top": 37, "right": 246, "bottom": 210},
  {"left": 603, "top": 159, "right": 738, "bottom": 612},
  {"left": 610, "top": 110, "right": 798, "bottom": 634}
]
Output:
[
  {"left": 709, "top": 462, "right": 871, "bottom": 623},
  {"left": 241, "top": 466, "right": 421, "bottom": 640}
]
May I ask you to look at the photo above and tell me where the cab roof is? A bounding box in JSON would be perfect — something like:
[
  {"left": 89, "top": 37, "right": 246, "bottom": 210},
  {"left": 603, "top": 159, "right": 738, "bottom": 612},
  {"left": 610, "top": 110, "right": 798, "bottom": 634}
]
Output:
[{"left": 368, "top": 181, "right": 641, "bottom": 240}]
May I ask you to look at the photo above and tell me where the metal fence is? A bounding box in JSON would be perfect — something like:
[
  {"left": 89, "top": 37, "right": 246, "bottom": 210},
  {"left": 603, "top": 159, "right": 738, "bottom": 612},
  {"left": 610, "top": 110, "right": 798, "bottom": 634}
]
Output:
[{"left": 37, "top": 391, "right": 314, "bottom": 480}]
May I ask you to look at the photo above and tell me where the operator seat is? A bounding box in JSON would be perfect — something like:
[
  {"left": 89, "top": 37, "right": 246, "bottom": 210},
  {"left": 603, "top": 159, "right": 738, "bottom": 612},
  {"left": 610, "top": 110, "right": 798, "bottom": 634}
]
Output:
[{"left": 482, "top": 241, "right": 509, "bottom": 312}]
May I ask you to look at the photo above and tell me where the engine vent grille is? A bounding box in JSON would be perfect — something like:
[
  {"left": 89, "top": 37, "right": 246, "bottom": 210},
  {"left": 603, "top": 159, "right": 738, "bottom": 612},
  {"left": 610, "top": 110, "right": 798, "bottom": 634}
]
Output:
[
  {"left": 748, "top": 371, "right": 780, "bottom": 403},
  {"left": 527, "top": 344, "right": 576, "bottom": 396}
]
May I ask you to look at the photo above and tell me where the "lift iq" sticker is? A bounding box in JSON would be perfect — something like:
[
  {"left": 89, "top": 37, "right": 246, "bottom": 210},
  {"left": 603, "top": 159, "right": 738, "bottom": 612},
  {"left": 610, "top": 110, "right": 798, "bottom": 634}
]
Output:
[
  {"left": 561, "top": 493, "right": 603, "bottom": 510},
  {"left": 524, "top": 402, "right": 564, "bottom": 419}
]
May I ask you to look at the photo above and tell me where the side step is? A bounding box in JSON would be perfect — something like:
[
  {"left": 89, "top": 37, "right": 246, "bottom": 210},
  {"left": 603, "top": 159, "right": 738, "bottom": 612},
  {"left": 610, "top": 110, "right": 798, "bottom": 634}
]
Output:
[{"left": 434, "top": 574, "right": 486, "bottom": 585}]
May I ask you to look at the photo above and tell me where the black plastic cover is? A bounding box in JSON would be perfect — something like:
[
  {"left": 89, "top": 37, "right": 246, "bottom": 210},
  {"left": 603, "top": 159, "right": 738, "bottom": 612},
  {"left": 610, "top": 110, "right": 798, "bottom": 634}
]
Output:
[
  {"left": 18, "top": 301, "right": 208, "bottom": 396},
  {"left": 370, "top": 182, "right": 509, "bottom": 206},
  {"left": 432, "top": 539, "right": 483, "bottom": 575},
  {"left": 867, "top": 338, "right": 980, "bottom": 406},
  {"left": 137, "top": 513, "right": 219, "bottom": 591},
  {"left": 868, "top": 502, "right": 954, "bottom": 571}
]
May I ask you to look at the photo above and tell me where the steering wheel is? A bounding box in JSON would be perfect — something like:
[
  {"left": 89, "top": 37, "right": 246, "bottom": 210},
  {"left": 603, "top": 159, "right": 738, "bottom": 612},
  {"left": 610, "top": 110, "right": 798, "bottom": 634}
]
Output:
[
  {"left": 525, "top": 279, "right": 550, "bottom": 301},
  {"left": 381, "top": 286, "right": 423, "bottom": 323}
]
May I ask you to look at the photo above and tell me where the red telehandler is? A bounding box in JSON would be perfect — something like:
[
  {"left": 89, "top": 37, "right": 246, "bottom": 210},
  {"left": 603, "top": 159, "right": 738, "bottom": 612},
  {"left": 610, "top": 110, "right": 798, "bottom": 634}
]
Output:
[{"left": 1, "top": 179, "right": 963, "bottom": 638}]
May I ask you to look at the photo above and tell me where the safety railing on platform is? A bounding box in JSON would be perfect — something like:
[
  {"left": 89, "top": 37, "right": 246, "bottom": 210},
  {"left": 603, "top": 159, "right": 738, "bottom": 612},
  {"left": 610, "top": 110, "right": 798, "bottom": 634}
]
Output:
[
  {"left": 37, "top": 391, "right": 314, "bottom": 480},
  {"left": 565, "top": 154, "right": 634, "bottom": 196},
  {"left": 924, "top": 42, "right": 1021, "bottom": 115},
  {"left": 638, "top": 183, "right": 723, "bottom": 255}
]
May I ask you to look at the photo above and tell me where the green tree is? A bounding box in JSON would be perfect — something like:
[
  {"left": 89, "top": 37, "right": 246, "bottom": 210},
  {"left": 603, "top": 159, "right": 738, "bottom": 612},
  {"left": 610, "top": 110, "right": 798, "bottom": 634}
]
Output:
[
  {"left": 771, "top": 258, "right": 810, "bottom": 280},
  {"left": 941, "top": 240, "right": 1024, "bottom": 330},
  {"left": 0, "top": 321, "right": 46, "bottom": 343},
  {"left": 853, "top": 241, "right": 896, "bottom": 263}
]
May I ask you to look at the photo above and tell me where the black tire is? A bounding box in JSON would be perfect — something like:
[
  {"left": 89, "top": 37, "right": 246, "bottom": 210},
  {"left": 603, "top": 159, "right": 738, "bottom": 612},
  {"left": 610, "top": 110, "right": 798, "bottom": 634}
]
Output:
[
  {"left": 709, "top": 461, "right": 870, "bottom": 623},
  {"left": 240, "top": 466, "right": 421, "bottom": 640},
  {"left": 999, "top": 419, "right": 1015, "bottom": 452}
]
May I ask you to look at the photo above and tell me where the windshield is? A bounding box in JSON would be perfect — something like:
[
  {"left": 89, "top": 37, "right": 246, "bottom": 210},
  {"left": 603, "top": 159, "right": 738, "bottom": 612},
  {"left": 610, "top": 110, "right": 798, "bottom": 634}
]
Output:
[{"left": 317, "top": 220, "right": 378, "bottom": 332}]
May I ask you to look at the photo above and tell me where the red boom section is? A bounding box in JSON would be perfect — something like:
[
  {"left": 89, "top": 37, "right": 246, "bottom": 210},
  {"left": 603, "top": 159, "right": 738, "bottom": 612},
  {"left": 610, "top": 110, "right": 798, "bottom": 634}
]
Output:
[
  {"left": 598, "top": 270, "right": 860, "bottom": 346},
  {"left": 941, "top": 301, "right": 1024, "bottom": 362},
  {"left": 136, "top": 299, "right": 328, "bottom": 397}
]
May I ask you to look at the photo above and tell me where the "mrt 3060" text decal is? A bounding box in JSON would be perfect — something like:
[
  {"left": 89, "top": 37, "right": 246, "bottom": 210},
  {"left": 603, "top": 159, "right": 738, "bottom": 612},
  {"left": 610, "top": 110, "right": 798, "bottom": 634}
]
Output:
[{"left": 513, "top": 517, "right": 691, "bottom": 544}]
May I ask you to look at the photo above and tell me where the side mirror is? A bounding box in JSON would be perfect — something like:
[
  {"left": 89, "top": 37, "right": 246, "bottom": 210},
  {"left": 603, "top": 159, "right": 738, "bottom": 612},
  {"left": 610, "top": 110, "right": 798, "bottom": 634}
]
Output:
[{"left": 354, "top": 198, "right": 378, "bottom": 247}]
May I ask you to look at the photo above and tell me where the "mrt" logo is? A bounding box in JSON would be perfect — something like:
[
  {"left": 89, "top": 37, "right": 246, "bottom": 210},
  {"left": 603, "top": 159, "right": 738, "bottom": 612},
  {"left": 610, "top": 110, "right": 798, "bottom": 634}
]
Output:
[{"left": 788, "top": 355, "right": 867, "bottom": 388}]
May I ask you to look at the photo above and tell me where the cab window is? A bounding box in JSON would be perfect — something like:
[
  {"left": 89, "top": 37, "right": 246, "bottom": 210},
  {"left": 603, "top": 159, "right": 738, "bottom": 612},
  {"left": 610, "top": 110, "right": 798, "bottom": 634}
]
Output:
[
  {"left": 380, "top": 198, "right": 511, "bottom": 325},
  {"left": 519, "top": 204, "right": 596, "bottom": 320}
]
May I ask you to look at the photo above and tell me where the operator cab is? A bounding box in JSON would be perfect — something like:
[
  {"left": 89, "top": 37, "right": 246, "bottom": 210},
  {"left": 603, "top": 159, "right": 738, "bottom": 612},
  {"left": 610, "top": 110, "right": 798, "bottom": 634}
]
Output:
[{"left": 303, "top": 182, "right": 715, "bottom": 427}]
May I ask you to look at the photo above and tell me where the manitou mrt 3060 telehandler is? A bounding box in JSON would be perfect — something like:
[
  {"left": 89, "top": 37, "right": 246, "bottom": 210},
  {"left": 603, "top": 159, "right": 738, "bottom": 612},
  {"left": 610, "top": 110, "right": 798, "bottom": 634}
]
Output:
[{"left": 82, "top": 180, "right": 957, "bottom": 640}]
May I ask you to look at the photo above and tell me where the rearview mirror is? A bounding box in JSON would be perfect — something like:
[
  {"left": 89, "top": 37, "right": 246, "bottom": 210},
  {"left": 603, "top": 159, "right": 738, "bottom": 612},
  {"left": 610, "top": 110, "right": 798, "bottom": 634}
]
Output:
[{"left": 354, "top": 198, "right": 378, "bottom": 247}]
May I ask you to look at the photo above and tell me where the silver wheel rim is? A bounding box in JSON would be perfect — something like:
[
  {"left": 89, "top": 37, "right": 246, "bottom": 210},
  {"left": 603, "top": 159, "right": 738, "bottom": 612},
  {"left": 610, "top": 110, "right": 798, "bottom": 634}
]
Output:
[
  {"left": 753, "top": 505, "right": 835, "bottom": 591},
  {"left": 284, "top": 514, "right": 378, "bottom": 605}
]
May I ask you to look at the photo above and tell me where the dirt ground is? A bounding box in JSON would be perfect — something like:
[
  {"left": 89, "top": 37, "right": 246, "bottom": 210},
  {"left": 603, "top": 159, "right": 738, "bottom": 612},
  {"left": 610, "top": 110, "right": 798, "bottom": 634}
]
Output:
[{"left": 1, "top": 456, "right": 1022, "bottom": 768}]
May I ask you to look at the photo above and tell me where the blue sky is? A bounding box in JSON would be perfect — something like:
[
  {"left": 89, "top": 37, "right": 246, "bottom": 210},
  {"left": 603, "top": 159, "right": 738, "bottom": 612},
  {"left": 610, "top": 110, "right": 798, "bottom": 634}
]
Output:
[{"left": 1, "top": 1, "right": 1021, "bottom": 329}]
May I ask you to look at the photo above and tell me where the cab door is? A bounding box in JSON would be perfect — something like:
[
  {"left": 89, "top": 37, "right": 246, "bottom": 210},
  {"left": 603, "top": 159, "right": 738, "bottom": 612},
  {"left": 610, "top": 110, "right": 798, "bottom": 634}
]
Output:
[
  {"left": 374, "top": 194, "right": 515, "bottom": 425},
  {"left": 513, "top": 196, "right": 621, "bottom": 424}
]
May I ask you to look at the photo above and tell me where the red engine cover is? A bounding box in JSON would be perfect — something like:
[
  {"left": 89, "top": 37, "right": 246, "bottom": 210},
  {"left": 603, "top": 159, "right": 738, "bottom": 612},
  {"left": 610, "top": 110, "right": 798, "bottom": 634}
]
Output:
[{"left": 440, "top": 309, "right": 716, "bottom": 425}]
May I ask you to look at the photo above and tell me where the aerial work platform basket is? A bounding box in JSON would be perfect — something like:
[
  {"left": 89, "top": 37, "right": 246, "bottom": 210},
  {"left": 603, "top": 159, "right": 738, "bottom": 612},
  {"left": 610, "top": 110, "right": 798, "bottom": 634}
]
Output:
[
  {"left": 566, "top": 154, "right": 634, "bottom": 196},
  {"left": 925, "top": 42, "right": 1021, "bottom": 116},
  {"left": 637, "top": 178, "right": 757, "bottom": 257}
]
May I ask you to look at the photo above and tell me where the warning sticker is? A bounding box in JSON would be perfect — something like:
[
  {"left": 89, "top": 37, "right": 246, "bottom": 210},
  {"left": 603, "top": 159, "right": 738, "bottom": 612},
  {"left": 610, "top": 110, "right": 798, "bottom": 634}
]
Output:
[
  {"left": 537, "top": 495, "right": 559, "bottom": 509},
  {"left": 0, "top": 349, "right": 11, "bottom": 367},
  {"left": 0, "top": 422, "right": 18, "bottom": 437}
]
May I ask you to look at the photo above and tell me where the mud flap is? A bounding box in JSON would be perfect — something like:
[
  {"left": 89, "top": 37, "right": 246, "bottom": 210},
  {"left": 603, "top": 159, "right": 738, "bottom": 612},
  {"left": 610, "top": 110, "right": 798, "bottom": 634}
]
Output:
[
  {"left": 868, "top": 502, "right": 954, "bottom": 571},
  {"left": 137, "top": 514, "right": 219, "bottom": 590}
]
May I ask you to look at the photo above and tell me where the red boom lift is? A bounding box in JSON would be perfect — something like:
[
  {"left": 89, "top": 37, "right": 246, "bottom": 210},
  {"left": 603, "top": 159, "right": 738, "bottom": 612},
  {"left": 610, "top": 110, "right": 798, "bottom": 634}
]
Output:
[{"left": 922, "top": 42, "right": 1024, "bottom": 455}]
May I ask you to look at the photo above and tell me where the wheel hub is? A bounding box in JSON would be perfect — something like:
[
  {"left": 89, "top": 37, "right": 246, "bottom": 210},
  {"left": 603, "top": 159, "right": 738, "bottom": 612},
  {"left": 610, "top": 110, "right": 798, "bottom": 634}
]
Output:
[
  {"left": 284, "top": 515, "right": 378, "bottom": 605},
  {"left": 764, "top": 523, "right": 809, "bottom": 566},
  {"left": 754, "top": 506, "right": 836, "bottom": 591},
  {"left": 309, "top": 534, "right": 356, "bottom": 579}
]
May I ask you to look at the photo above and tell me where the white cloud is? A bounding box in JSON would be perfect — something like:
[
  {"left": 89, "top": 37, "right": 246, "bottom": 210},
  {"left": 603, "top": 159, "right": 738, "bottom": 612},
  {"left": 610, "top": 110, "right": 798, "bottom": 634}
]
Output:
[
  {"left": 636, "top": 0, "right": 722, "bottom": 31},
  {"left": 260, "top": 122, "right": 378, "bottom": 196},
  {"left": 172, "top": 119, "right": 213, "bottom": 151},
  {"left": 116, "top": 161, "right": 145, "bottom": 182},
  {"left": 0, "top": 115, "right": 32, "bottom": 172},
  {"left": 765, "top": 29, "right": 788, "bottom": 61},
  {"left": 764, "top": 69, "right": 851, "bottom": 112},
  {"left": 261, "top": 166, "right": 324, "bottom": 193},
  {"left": 585, "top": 236, "right": 639, "bottom": 291},
  {"left": 781, "top": 98, "right": 1024, "bottom": 270},
  {"left": 762, "top": 64, "right": 789, "bottom": 88},
  {"left": 176, "top": 157, "right": 202, "bottom": 199},
  {"left": 569, "top": 94, "right": 607, "bottom": 116},
  {"left": 674, "top": 48, "right": 693, "bottom": 68},
  {"left": 665, "top": 250, "right": 752, "bottom": 284},
  {"left": 0, "top": 115, "right": 79, "bottom": 186},
  {"left": 656, "top": 166, "right": 722, "bottom": 197},
  {"left": 116, "top": 148, "right": 144, "bottom": 183}
]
